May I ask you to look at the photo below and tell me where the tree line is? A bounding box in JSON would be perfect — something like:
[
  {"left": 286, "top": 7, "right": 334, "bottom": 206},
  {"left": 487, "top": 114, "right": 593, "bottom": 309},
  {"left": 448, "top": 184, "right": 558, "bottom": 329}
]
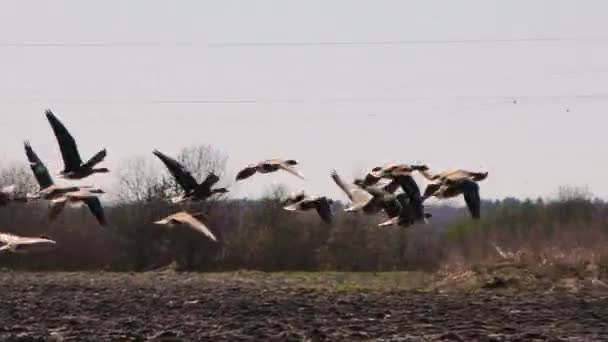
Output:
[{"left": 0, "top": 145, "right": 605, "bottom": 273}]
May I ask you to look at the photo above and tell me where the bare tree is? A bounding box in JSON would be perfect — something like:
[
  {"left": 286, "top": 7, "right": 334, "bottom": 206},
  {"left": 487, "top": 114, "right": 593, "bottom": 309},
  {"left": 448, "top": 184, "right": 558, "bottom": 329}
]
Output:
[
  {"left": 114, "top": 156, "right": 171, "bottom": 203},
  {"left": 0, "top": 162, "right": 38, "bottom": 196}
]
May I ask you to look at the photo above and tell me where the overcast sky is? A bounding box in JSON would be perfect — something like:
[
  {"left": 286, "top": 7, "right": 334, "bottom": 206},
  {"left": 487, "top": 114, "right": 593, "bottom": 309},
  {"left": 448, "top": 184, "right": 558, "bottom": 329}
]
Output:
[{"left": 1, "top": 1, "right": 607, "bottom": 204}]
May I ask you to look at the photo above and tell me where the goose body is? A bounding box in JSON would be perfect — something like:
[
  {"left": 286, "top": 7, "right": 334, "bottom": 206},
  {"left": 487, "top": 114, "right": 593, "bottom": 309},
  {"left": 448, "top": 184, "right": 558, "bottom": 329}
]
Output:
[
  {"left": 0, "top": 233, "right": 56, "bottom": 254},
  {"left": 152, "top": 150, "right": 228, "bottom": 203},
  {"left": 236, "top": 159, "right": 304, "bottom": 181},
  {"left": 155, "top": 211, "right": 217, "bottom": 242},
  {"left": 45, "top": 109, "right": 109, "bottom": 180},
  {"left": 49, "top": 189, "right": 107, "bottom": 226},
  {"left": 282, "top": 193, "right": 334, "bottom": 224},
  {"left": 418, "top": 166, "right": 488, "bottom": 183}
]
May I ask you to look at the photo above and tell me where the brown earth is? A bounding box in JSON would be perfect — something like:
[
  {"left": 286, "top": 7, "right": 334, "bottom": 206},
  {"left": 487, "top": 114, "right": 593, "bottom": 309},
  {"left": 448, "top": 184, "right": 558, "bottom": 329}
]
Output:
[{"left": 0, "top": 271, "right": 606, "bottom": 341}]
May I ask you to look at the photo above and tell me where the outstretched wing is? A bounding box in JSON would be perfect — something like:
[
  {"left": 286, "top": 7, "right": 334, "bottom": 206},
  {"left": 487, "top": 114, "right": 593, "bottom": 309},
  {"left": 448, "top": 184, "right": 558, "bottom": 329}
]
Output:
[
  {"left": 235, "top": 165, "right": 257, "bottom": 181},
  {"left": 395, "top": 175, "right": 422, "bottom": 201},
  {"left": 24, "top": 141, "right": 54, "bottom": 189},
  {"left": 331, "top": 170, "right": 354, "bottom": 201},
  {"left": 152, "top": 150, "right": 198, "bottom": 192},
  {"left": 279, "top": 164, "right": 305, "bottom": 180},
  {"left": 180, "top": 213, "right": 217, "bottom": 242},
  {"left": 83, "top": 196, "right": 107, "bottom": 226},
  {"left": 463, "top": 181, "right": 481, "bottom": 219},
  {"left": 82, "top": 149, "right": 107, "bottom": 169},
  {"left": 45, "top": 109, "right": 83, "bottom": 172},
  {"left": 331, "top": 170, "right": 373, "bottom": 211}
]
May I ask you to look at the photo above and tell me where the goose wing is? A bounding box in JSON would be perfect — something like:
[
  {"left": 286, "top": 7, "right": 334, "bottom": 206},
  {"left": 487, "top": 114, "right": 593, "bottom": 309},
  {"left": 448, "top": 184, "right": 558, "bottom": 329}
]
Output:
[
  {"left": 45, "top": 109, "right": 83, "bottom": 172},
  {"left": 331, "top": 170, "right": 373, "bottom": 209},
  {"left": 82, "top": 149, "right": 107, "bottom": 169},
  {"left": 199, "top": 172, "right": 220, "bottom": 190},
  {"left": 279, "top": 164, "right": 305, "bottom": 180},
  {"left": 83, "top": 196, "right": 107, "bottom": 226},
  {"left": 462, "top": 181, "right": 481, "bottom": 219},
  {"left": 395, "top": 175, "right": 422, "bottom": 200},
  {"left": 24, "top": 141, "right": 54, "bottom": 189},
  {"left": 236, "top": 165, "right": 258, "bottom": 181},
  {"left": 178, "top": 213, "right": 217, "bottom": 242},
  {"left": 152, "top": 150, "right": 198, "bottom": 192},
  {"left": 314, "top": 197, "right": 333, "bottom": 224},
  {"left": 331, "top": 170, "right": 354, "bottom": 201}
]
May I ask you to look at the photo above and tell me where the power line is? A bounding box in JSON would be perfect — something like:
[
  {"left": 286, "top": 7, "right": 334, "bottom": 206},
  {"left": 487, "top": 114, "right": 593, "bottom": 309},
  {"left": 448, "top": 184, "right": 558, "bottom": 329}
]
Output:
[
  {"left": 0, "top": 37, "right": 606, "bottom": 48},
  {"left": 2, "top": 94, "right": 607, "bottom": 105},
  {"left": 208, "top": 37, "right": 608, "bottom": 48}
]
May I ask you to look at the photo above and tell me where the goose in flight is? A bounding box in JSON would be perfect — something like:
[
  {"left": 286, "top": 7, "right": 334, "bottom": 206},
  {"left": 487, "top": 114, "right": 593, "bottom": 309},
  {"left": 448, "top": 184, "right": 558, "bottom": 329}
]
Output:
[
  {"left": 23, "top": 141, "right": 90, "bottom": 200},
  {"left": 24, "top": 141, "right": 97, "bottom": 200},
  {"left": 331, "top": 169, "right": 403, "bottom": 220},
  {"left": 24, "top": 142, "right": 107, "bottom": 226},
  {"left": 419, "top": 166, "right": 486, "bottom": 219},
  {"left": 49, "top": 188, "right": 107, "bottom": 226},
  {"left": 423, "top": 178, "right": 481, "bottom": 219},
  {"left": 236, "top": 159, "right": 305, "bottom": 181},
  {"left": 155, "top": 211, "right": 217, "bottom": 242},
  {"left": 282, "top": 192, "right": 334, "bottom": 224},
  {"left": 0, "top": 233, "right": 56, "bottom": 254},
  {"left": 45, "top": 109, "right": 109, "bottom": 180},
  {"left": 152, "top": 150, "right": 228, "bottom": 203}
]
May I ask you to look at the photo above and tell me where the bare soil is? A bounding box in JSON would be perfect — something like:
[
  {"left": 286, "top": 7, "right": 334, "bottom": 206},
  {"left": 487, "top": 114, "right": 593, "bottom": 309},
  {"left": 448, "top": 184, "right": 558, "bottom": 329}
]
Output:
[{"left": 0, "top": 271, "right": 606, "bottom": 341}]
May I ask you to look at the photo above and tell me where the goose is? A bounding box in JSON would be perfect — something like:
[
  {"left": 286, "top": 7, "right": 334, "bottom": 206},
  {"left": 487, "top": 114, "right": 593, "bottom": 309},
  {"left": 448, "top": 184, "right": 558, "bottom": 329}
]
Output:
[
  {"left": 236, "top": 159, "right": 305, "bottom": 181},
  {"left": 154, "top": 211, "right": 217, "bottom": 242},
  {"left": 24, "top": 141, "right": 97, "bottom": 200},
  {"left": 45, "top": 109, "right": 109, "bottom": 180},
  {"left": 0, "top": 185, "right": 27, "bottom": 207},
  {"left": 331, "top": 170, "right": 403, "bottom": 219},
  {"left": 49, "top": 188, "right": 107, "bottom": 226},
  {"left": 0, "top": 233, "right": 56, "bottom": 254},
  {"left": 282, "top": 193, "right": 334, "bottom": 224},
  {"left": 419, "top": 166, "right": 486, "bottom": 219},
  {"left": 152, "top": 149, "right": 228, "bottom": 203},
  {"left": 423, "top": 178, "right": 481, "bottom": 219},
  {"left": 24, "top": 142, "right": 107, "bottom": 225}
]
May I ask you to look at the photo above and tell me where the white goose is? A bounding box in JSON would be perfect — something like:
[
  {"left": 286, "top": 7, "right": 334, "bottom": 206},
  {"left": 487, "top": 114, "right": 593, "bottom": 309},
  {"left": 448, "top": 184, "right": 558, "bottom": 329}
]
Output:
[
  {"left": 0, "top": 233, "right": 56, "bottom": 254},
  {"left": 155, "top": 211, "right": 217, "bottom": 242}
]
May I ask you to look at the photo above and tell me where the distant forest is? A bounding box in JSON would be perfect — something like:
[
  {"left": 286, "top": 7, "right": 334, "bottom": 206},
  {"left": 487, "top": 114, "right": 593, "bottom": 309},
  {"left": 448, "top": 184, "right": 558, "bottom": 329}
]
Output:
[{"left": 0, "top": 144, "right": 605, "bottom": 272}]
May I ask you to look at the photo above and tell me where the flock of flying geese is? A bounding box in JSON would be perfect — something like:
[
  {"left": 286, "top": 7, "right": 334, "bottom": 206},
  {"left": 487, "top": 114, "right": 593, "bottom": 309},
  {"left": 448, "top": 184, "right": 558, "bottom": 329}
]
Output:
[{"left": 0, "top": 110, "right": 488, "bottom": 254}]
